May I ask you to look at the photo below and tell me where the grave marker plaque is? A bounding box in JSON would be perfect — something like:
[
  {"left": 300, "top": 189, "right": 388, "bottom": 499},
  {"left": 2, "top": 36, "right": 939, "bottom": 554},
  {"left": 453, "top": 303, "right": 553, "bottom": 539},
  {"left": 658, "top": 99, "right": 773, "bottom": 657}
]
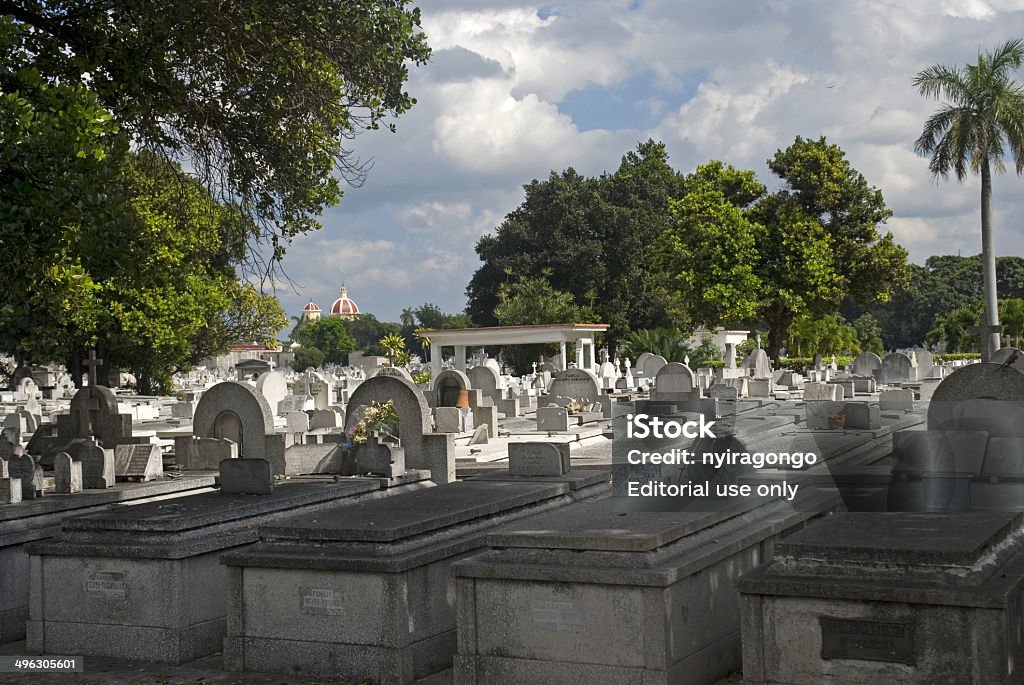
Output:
[{"left": 820, "top": 617, "right": 915, "bottom": 665}]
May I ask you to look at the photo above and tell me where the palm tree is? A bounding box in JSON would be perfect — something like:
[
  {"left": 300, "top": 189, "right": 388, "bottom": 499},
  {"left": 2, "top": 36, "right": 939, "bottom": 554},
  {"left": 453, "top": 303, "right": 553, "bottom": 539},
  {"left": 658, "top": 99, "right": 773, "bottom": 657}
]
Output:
[
  {"left": 400, "top": 307, "right": 416, "bottom": 328},
  {"left": 914, "top": 39, "right": 1024, "bottom": 359}
]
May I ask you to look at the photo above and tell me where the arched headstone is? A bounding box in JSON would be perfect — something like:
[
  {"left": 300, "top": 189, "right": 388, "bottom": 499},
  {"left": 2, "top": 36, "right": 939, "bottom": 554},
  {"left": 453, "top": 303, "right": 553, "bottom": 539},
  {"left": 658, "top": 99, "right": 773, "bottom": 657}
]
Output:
[
  {"left": 468, "top": 365, "right": 503, "bottom": 403},
  {"left": 851, "top": 352, "right": 882, "bottom": 377},
  {"left": 255, "top": 371, "right": 288, "bottom": 416},
  {"left": 547, "top": 369, "right": 601, "bottom": 406},
  {"left": 928, "top": 363, "right": 1024, "bottom": 437},
  {"left": 653, "top": 362, "right": 695, "bottom": 401},
  {"left": 741, "top": 349, "right": 772, "bottom": 379},
  {"left": 347, "top": 374, "right": 453, "bottom": 484},
  {"left": 370, "top": 366, "right": 414, "bottom": 382},
  {"left": 642, "top": 354, "right": 668, "bottom": 380},
  {"left": 433, "top": 369, "right": 471, "bottom": 407},
  {"left": 879, "top": 352, "right": 917, "bottom": 384},
  {"left": 635, "top": 352, "right": 653, "bottom": 375},
  {"left": 193, "top": 382, "right": 284, "bottom": 473}
]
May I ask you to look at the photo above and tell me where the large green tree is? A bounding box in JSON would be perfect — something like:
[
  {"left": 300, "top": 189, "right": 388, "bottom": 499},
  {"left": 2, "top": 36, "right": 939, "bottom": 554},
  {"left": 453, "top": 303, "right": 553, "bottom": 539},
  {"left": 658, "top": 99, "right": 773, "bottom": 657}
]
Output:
[
  {"left": 0, "top": 45, "right": 285, "bottom": 392},
  {"left": 467, "top": 140, "right": 684, "bottom": 347},
  {"left": 914, "top": 38, "right": 1024, "bottom": 359},
  {"left": 493, "top": 275, "right": 598, "bottom": 374},
  {"left": 295, "top": 318, "right": 357, "bottom": 365},
  {"left": 658, "top": 139, "right": 906, "bottom": 360},
  {"left": 0, "top": 2, "right": 430, "bottom": 264},
  {"left": 754, "top": 137, "right": 907, "bottom": 359}
]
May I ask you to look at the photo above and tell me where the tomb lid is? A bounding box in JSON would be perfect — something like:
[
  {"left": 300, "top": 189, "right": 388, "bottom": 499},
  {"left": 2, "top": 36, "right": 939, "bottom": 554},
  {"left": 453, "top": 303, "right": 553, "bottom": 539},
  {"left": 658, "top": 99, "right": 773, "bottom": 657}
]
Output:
[
  {"left": 259, "top": 481, "right": 568, "bottom": 543},
  {"left": 482, "top": 496, "right": 772, "bottom": 553},
  {"left": 772, "top": 511, "right": 1021, "bottom": 568},
  {"left": 467, "top": 469, "right": 609, "bottom": 491},
  {"left": 58, "top": 479, "right": 380, "bottom": 534},
  {"left": 0, "top": 474, "right": 217, "bottom": 525}
]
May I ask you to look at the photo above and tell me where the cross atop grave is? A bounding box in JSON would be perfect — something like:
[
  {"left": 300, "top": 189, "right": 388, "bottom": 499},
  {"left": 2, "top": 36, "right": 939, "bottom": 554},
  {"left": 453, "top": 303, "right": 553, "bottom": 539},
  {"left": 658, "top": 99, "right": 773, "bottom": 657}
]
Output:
[
  {"left": 83, "top": 350, "right": 103, "bottom": 388},
  {"left": 968, "top": 322, "right": 1005, "bottom": 361}
]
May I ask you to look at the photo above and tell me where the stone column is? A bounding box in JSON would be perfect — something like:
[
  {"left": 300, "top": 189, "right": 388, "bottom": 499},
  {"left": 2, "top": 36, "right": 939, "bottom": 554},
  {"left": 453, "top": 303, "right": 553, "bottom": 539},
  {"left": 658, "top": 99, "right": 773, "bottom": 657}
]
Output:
[
  {"left": 431, "top": 346, "right": 443, "bottom": 382},
  {"left": 559, "top": 341, "right": 567, "bottom": 370},
  {"left": 454, "top": 345, "right": 467, "bottom": 372}
]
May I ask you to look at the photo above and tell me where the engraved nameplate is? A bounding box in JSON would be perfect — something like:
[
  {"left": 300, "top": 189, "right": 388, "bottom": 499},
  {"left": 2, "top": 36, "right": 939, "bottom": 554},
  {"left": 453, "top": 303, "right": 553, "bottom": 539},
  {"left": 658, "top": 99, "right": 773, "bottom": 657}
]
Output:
[
  {"left": 299, "top": 587, "right": 345, "bottom": 616},
  {"left": 85, "top": 571, "right": 126, "bottom": 600},
  {"left": 820, "top": 617, "right": 914, "bottom": 664},
  {"left": 531, "top": 600, "right": 586, "bottom": 632}
]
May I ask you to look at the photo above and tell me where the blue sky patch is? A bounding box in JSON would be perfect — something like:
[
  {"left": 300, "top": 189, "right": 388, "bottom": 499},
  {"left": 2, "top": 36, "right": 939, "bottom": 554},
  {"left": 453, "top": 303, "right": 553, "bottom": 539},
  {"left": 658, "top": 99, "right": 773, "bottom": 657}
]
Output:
[{"left": 558, "top": 68, "right": 708, "bottom": 132}]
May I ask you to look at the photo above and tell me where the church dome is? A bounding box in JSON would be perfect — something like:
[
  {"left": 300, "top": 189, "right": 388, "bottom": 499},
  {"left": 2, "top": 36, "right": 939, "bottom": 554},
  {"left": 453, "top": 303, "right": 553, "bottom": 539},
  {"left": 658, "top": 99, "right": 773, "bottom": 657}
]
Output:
[
  {"left": 330, "top": 287, "right": 360, "bottom": 318},
  {"left": 303, "top": 301, "right": 321, "bottom": 313}
]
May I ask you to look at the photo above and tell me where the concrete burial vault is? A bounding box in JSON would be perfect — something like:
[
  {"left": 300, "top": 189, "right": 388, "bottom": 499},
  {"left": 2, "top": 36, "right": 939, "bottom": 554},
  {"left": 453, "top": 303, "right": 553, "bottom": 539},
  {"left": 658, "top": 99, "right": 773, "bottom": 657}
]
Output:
[{"left": 419, "top": 323, "right": 609, "bottom": 379}]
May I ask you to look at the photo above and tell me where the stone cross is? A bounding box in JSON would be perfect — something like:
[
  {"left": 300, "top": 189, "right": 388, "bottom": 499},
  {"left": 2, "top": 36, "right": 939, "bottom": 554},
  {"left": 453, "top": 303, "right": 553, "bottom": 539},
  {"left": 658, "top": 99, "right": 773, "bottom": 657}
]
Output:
[
  {"left": 84, "top": 350, "right": 103, "bottom": 387},
  {"left": 756, "top": 333, "right": 761, "bottom": 349},
  {"left": 968, "top": 322, "right": 1005, "bottom": 362}
]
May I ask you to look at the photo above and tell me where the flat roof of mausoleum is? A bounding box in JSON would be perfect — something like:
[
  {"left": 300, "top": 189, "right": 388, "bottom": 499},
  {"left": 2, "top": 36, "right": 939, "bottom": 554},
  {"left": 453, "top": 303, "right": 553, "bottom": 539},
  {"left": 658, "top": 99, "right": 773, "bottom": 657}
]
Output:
[{"left": 417, "top": 323, "right": 608, "bottom": 346}]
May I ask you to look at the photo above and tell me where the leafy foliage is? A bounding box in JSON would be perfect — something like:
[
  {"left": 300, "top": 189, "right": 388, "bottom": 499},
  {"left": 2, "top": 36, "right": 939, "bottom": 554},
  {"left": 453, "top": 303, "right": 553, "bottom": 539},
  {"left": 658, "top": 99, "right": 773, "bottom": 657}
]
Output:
[
  {"left": 914, "top": 39, "right": 1024, "bottom": 354},
  {"left": 0, "top": 3, "right": 430, "bottom": 269},
  {"left": 619, "top": 328, "right": 690, "bottom": 363},
  {"left": 295, "top": 318, "right": 357, "bottom": 365},
  {"left": 467, "top": 140, "right": 684, "bottom": 346},
  {"left": 291, "top": 346, "right": 325, "bottom": 372},
  {"left": 785, "top": 315, "right": 860, "bottom": 357},
  {"left": 494, "top": 275, "right": 598, "bottom": 374}
]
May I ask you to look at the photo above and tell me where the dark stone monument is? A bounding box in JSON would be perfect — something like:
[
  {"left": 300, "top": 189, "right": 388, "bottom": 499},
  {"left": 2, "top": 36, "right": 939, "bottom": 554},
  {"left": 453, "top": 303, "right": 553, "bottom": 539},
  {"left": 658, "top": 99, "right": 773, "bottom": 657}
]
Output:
[
  {"left": 738, "top": 512, "right": 1024, "bottom": 684},
  {"left": 220, "top": 458, "right": 274, "bottom": 495}
]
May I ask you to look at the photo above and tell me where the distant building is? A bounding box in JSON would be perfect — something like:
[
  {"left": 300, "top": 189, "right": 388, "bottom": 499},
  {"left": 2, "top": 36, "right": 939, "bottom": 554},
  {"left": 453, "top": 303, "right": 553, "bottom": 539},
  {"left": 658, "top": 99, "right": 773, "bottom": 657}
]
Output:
[
  {"left": 300, "top": 300, "right": 322, "bottom": 323},
  {"left": 199, "top": 342, "right": 294, "bottom": 372},
  {"left": 328, "top": 286, "right": 360, "bottom": 319},
  {"left": 685, "top": 327, "right": 751, "bottom": 353}
]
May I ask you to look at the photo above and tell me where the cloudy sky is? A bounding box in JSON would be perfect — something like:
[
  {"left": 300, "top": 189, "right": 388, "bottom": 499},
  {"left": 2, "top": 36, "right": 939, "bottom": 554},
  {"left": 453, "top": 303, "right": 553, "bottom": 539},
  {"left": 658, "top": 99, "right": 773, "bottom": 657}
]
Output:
[{"left": 277, "top": 0, "right": 1024, "bottom": 325}]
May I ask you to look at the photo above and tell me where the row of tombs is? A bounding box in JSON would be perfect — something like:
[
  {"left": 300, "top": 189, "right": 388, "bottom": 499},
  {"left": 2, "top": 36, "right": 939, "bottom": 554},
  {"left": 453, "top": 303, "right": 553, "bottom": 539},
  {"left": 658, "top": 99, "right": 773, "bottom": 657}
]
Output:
[{"left": 7, "top": 361, "right": 1024, "bottom": 683}]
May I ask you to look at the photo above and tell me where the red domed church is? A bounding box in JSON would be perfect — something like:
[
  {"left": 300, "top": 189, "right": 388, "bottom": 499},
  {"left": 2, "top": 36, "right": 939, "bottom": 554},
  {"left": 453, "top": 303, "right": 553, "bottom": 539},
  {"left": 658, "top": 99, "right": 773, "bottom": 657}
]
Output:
[
  {"left": 300, "top": 286, "right": 360, "bottom": 324},
  {"left": 328, "top": 286, "right": 360, "bottom": 319}
]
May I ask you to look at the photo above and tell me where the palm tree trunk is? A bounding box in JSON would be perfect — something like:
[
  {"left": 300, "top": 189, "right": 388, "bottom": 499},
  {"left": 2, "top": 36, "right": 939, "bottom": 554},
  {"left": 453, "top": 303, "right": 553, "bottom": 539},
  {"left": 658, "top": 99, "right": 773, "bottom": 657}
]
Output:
[{"left": 981, "top": 159, "right": 1001, "bottom": 359}]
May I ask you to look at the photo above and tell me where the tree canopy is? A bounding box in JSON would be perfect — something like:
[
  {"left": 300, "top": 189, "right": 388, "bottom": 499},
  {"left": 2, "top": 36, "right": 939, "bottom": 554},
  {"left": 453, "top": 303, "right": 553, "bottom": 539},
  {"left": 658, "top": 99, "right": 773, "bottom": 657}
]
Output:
[
  {"left": 0, "top": 2, "right": 430, "bottom": 266},
  {"left": 467, "top": 140, "right": 683, "bottom": 346}
]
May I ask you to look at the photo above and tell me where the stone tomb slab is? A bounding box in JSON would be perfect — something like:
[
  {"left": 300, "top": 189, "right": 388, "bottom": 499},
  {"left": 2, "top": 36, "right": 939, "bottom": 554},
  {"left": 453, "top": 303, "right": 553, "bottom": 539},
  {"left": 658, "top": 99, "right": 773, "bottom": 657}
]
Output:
[
  {"left": 508, "top": 442, "right": 570, "bottom": 476},
  {"left": 25, "top": 476, "right": 430, "bottom": 663},
  {"left": 737, "top": 511, "right": 1024, "bottom": 685},
  {"left": 452, "top": 494, "right": 832, "bottom": 685},
  {"left": 220, "top": 480, "right": 583, "bottom": 684},
  {"left": 0, "top": 474, "right": 216, "bottom": 645},
  {"left": 113, "top": 443, "right": 162, "bottom": 482}
]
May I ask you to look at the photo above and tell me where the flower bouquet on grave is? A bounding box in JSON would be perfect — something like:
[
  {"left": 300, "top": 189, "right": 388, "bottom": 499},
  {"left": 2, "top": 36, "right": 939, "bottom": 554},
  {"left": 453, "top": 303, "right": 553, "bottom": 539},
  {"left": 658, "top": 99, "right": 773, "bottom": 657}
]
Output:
[{"left": 346, "top": 400, "right": 400, "bottom": 447}]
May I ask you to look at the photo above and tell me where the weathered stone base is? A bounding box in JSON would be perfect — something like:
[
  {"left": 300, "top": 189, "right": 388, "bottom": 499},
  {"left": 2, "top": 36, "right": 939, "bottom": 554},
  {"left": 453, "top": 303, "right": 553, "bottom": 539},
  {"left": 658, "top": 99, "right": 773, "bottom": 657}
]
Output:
[
  {"left": 26, "top": 617, "right": 226, "bottom": 664},
  {"left": 740, "top": 596, "right": 1013, "bottom": 685},
  {"left": 26, "top": 550, "right": 233, "bottom": 663},
  {"left": 224, "top": 557, "right": 477, "bottom": 683}
]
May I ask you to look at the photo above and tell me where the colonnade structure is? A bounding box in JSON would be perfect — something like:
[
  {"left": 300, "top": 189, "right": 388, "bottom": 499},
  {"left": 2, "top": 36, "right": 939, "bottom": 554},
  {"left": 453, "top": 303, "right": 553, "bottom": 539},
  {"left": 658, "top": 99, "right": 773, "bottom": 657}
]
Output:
[{"left": 418, "top": 323, "right": 609, "bottom": 379}]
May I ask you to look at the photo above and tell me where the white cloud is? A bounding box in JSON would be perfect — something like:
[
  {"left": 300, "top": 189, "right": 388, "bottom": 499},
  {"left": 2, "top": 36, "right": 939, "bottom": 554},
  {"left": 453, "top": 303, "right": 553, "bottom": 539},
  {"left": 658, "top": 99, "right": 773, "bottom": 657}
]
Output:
[{"left": 274, "top": 0, "right": 1024, "bottom": 323}]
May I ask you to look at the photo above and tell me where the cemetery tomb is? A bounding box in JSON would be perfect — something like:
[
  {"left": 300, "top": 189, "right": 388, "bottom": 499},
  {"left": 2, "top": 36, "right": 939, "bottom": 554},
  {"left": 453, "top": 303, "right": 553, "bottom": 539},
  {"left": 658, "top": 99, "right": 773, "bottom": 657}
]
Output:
[
  {"left": 453, "top": 493, "right": 833, "bottom": 685},
  {"left": 0, "top": 472, "right": 218, "bottom": 644},
  {"left": 26, "top": 474, "right": 431, "bottom": 663},
  {"left": 850, "top": 351, "right": 882, "bottom": 378},
  {"left": 221, "top": 480, "right": 596, "bottom": 684},
  {"left": 192, "top": 381, "right": 286, "bottom": 475},
  {"left": 738, "top": 512, "right": 1024, "bottom": 684},
  {"left": 347, "top": 373, "right": 456, "bottom": 485},
  {"left": 878, "top": 352, "right": 918, "bottom": 385},
  {"left": 741, "top": 348, "right": 772, "bottom": 379},
  {"left": 652, "top": 362, "right": 696, "bottom": 402}
]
